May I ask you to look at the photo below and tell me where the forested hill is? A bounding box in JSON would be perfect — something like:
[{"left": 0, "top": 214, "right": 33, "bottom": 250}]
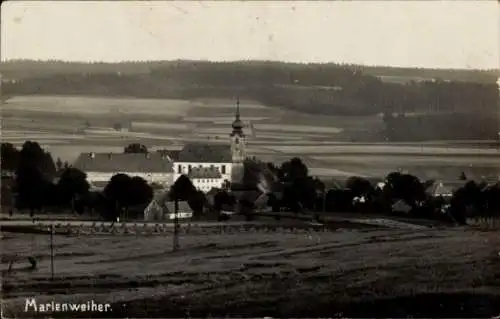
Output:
[
  {"left": 1, "top": 60, "right": 499, "bottom": 116},
  {"left": 1, "top": 60, "right": 499, "bottom": 83}
]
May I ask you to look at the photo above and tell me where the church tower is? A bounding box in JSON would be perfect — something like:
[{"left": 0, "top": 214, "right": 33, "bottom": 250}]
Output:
[
  {"left": 230, "top": 97, "right": 246, "bottom": 162},
  {"left": 230, "top": 98, "right": 246, "bottom": 183}
]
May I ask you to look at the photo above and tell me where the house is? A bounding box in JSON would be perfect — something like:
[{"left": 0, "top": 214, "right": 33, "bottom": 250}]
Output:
[
  {"left": 391, "top": 199, "right": 412, "bottom": 214},
  {"left": 143, "top": 189, "right": 193, "bottom": 221},
  {"left": 172, "top": 98, "right": 247, "bottom": 189},
  {"left": 426, "top": 180, "right": 467, "bottom": 198},
  {"left": 72, "top": 152, "right": 174, "bottom": 188}
]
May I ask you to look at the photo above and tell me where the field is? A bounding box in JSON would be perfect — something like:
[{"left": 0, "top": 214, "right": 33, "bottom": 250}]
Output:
[
  {"left": 1, "top": 225, "right": 500, "bottom": 317},
  {"left": 2, "top": 95, "right": 499, "bottom": 181}
]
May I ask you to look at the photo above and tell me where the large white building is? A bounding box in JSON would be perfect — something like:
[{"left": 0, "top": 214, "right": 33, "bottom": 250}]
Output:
[
  {"left": 73, "top": 152, "right": 174, "bottom": 189},
  {"left": 172, "top": 98, "right": 247, "bottom": 190},
  {"left": 73, "top": 99, "right": 248, "bottom": 192}
]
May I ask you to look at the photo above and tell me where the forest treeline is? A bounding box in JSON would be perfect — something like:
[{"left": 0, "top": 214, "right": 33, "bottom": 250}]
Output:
[
  {"left": 3, "top": 60, "right": 499, "bottom": 118},
  {"left": 2, "top": 59, "right": 499, "bottom": 82}
]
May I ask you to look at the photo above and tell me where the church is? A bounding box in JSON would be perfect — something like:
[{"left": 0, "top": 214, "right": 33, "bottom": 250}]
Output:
[
  {"left": 171, "top": 98, "right": 247, "bottom": 191},
  {"left": 73, "top": 99, "right": 247, "bottom": 193},
  {"left": 144, "top": 99, "right": 248, "bottom": 220}
]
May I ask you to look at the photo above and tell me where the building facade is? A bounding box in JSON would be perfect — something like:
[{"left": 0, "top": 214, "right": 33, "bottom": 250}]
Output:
[
  {"left": 188, "top": 166, "right": 225, "bottom": 192},
  {"left": 172, "top": 98, "right": 247, "bottom": 190},
  {"left": 73, "top": 99, "right": 248, "bottom": 193},
  {"left": 73, "top": 152, "right": 174, "bottom": 189},
  {"left": 172, "top": 144, "right": 233, "bottom": 185}
]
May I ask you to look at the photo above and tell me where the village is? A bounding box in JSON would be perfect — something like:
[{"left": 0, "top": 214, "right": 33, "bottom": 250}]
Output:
[{"left": 1, "top": 98, "right": 499, "bottom": 227}]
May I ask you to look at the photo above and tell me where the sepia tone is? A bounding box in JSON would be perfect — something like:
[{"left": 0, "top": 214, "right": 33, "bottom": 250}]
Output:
[{"left": 1, "top": 1, "right": 499, "bottom": 318}]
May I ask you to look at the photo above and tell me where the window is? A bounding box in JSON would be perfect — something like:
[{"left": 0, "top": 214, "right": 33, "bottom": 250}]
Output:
[
  {"left": 221, "top": 165, "right": 226, "bottom": 174},
  {"left": 177, "top": 165, "right": 181, "bottom": 174},
  {"left": 188, "top": 165, "right": 192, "bottom": 173}
]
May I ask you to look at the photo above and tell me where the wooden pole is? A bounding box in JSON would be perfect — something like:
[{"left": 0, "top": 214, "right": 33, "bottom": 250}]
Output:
[
  {"left": 50, "top": 225, "right": 55, "bottom": 280},
  {"left": 323, "top": 192, "right": 327, "bottom": 213},
  {"left": 173, "top": 199, "right": 179, "bottom": 251}
]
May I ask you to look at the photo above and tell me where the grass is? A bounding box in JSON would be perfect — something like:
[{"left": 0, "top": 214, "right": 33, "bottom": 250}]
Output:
[
  {"left": 2, "top": 95, "right": 192, "bottom": 116},
  {"left": 252, "top": 123, "right": 344, "bottom": 134},
  {"left": 130, "top": 122, "right": 192, "bottom": 131},
  {"left": 1, "top": 227, "right": 499, "bottom": 318}
]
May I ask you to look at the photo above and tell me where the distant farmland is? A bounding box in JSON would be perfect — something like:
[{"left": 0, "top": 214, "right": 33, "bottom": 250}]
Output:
[{"left": 2, "top": 95, "right": 499, "bottom": 180}]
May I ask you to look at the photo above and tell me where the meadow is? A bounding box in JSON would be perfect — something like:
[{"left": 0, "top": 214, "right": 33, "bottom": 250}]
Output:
[
  {"left": 2, "top": 95, "right": 499, "bottom": 181},
  {"left": 1, "top": 226, "right": 499, "bottom": 317}
]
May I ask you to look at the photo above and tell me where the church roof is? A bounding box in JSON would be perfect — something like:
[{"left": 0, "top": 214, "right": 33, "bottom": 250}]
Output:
[
  {"left": 188, "top": 167, "right": 222, "bottom": 179},
  {"left": 73, "top": 152, "right": 173, "bottom": 173},
  {"left": 155, "top": 149, "right": 181, "bottom": 161},
  {"left": 177, "top": 143, "right": 232, "bottom": 163}
]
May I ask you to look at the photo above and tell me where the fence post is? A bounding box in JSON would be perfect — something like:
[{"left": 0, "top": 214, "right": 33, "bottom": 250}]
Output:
[
  {"left": 173, "top": 199, "right": 179, "bottom": 252},
  {"left": 50, "top": 224, "right": 55, "bottom": 280},
  {"left": 323, "top": 193, "right": 327, "bottom": 213}
]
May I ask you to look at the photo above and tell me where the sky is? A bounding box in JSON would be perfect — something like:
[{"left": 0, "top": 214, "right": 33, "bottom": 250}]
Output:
[{"left": 1, "top": 1, "right": 499, "bottom": 69}]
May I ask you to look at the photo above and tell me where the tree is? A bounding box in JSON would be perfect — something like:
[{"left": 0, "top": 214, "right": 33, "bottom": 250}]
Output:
[
  {"left": 325, "top": 189, "right": 355, "bottom": 213},
  {"left": 383, "top": 172, "right": 426, "bottom": 210},
  {"left": 346, "top": 176, "right": 373, "bottom": 198},
  {"left": 128, "top": 176, "right": 154, "bottom": 207},
  {"left": 55, "top": 157, "right": 63, "bottom": 171},
  {"left": 42, "top": 152, "right": 57, "bottom": 178},
  {"left": 168, "top": 175, "right": 197, "bottom": 201},
  {"left": 103, "top": 174, "right": 131, "bottom": 219},
  {"left": 242, "top": 159, "right": 263, "bottom": 190},
  {"left": 124, "top": 143, "right": 148, "bottom": 154},
  {"left": 1, "top": 143, "right": 20, "bottom": 171},
  {"left": 188, "top": 190, "right": 208, "bottom": 219},
  {"left": 449, "top": 188, "right": 468, "bottom": 225},
  {"left": 483, "top": 183, "right": 500, "bottom": 220},
  {"left": 239, "top": 191, "right": 257, "bottom": 220},
  {"left": 56, "top": 168, "right": 90, "bottom": 208},
  {"left": 14, "top": 166, "right": 52, "bottom": 215},
  {"left": 214, "top": 190, "right": 236, "bottom": 212},
  {"left": 280, "top": 157, "right": 308, "bottom": 182},
  {"left": 277, "top": 158, "right": 318, "bottom": 213},
  {"left": 14, "top": 141, "right": 58, "bottom": 215},
  {"left": 18, "top": 141, "right": 56, "bottom": 178},
  {"left": 103, "top": 174, "right": 153, "bottom": 220},
  {"left": 18, "top": 141, "right": 45, "bottom": 169}
]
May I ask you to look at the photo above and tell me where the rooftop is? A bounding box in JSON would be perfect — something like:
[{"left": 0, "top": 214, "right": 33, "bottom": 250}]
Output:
[
  {"left": 177, "top": 143, "right": 232, "bottom": 163},
  {"left": 73, "top": 152, "right": 173, "bottom": 173},
  {"left": 188, "top": 166, "right": 223, "bottom": 179},
  {"left": 155, "top": 149, "right": 181, "bottom": 161},
  {"left": 426, "top": 180, "right": 468, "bottom": 196}
]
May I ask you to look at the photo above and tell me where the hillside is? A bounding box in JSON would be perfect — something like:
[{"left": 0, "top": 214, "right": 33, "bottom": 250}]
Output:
[
  {"left": 2, "top": 60, "right": 499, "bottom": 116},
  {"left": 1, "top": 60, "right": 498, "bottom": 83}
]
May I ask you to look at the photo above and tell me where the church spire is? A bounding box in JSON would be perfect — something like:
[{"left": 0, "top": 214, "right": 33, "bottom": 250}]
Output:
[
  {"left": 231, "top": 97, "right": 243, "bottom": 136},
  {"left": 236, "top": 96, "right": 240, "bottom": 121}
]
